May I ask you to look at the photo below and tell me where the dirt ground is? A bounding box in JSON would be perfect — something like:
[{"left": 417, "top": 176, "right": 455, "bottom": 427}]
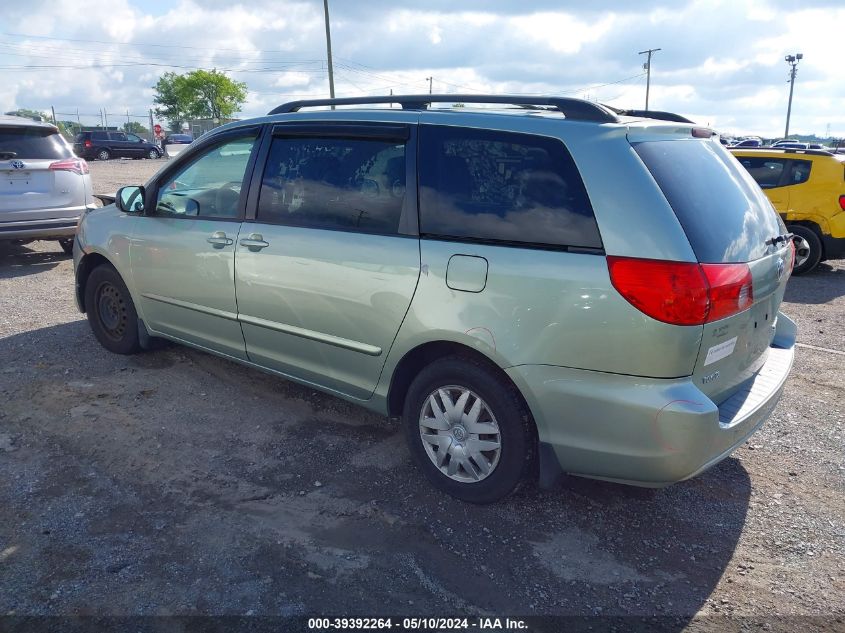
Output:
[{"left": 0, "top": 160, "right": 843, "bottom": 630}]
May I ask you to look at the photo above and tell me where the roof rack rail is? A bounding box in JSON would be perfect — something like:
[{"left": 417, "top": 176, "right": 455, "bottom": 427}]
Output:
[
  {"left": 728, "top": 147, "right": 837, "bottom": 158},
  {"left": 268, "top": 94, "right": 620, "bottom": 123},
  {"left": 601, "top": 105, "right": 694, "bottom": 124}
]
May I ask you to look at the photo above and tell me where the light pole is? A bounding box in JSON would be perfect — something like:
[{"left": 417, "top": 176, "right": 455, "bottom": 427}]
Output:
[
  {"left": 638, "top": 47, "right": 661, "bottom": 110},
  {"left": 323, "top": 0, "right": 335, "bottom": 107},
  {"left": 784, "top": 53, "right": 803, "bottom": 139}
]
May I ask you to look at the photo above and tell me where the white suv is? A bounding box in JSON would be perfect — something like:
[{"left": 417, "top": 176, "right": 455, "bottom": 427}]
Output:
[{"left": 0, "top": 115, "right": 96, "bottom": 254}]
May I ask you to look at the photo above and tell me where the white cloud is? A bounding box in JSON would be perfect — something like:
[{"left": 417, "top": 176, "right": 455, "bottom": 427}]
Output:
[{"left": 0, "top": 0, "right": 842, "bottom": 137}]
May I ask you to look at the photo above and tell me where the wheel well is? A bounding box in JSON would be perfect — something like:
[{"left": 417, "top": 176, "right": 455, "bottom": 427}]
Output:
[
  {"left": 75, "top": 253, "right": 112, "bottom": 312},
  {"left": 787, "top": 221, "right": 825, "bottom": 257},
  {"left": 387, "top": 341, "right": 533, "bottom": 425}
]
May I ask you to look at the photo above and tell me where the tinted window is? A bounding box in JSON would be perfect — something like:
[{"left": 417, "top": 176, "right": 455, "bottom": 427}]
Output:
[
  {"left": 737, "top": 157, "right": 787, "bottom": 188},
  {"left": 257, "top": 136, "right": 407, "bottom": 234},
  {"left": 787, "top": 160, "right": 812, "bottom": 185},
  {"left": 156, "top": 135, "right": 257, "bottom": 219},
  {"left": 418, "top": 126, "right": 601, "bottom": 249},
  {"left": 0, "top": 127, "right": 73, "bottom": 159},
  {"left": 635, "top": 140, "right": 785, "bottom": 263},
  {"left": 110, "top": 132, "right": 127, "bottom": 142},
  {"left": 92, "top": 131, "right": 108, "bottom": 140}
]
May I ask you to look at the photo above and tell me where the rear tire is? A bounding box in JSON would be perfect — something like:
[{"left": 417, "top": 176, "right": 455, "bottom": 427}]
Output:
[
  {"left": 97, "top": 149, "right": 110, "bottom": 161},
  {"left": 84, "top": 264, "right": 141, "bottom": 355},
  {"left": 402, "top": 356, "right": 535, "bottom": 504},
  {"left": 789, "top": 225, "right": 822, "bottom": 275},
  {"left": 58, "top": 238, "right": 74, "bottom": 255}
]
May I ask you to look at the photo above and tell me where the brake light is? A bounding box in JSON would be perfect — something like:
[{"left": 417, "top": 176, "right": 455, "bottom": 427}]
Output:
[
  {"left": 607, "top": 257, "right": 753, "bottom": 326},
  {"left": 49, "top": 158, "right": 89, "bottom": 175},
  {"left": 700, "top": 263, "right": 754, "bottom": 322},
  {"left": 84, "top": 139, "right": 92, "bottom": 148},
  {"left": 839, "top": 194, "right": 845, "bottom": 211}
]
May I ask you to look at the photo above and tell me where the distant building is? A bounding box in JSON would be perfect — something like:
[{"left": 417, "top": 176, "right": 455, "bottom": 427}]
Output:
[{"left": 179, "top": 118, "right": 238, "bottom": 138}]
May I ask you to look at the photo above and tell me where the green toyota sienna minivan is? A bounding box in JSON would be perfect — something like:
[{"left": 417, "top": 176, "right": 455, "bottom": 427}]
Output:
[{"left": 73, "top": 95, "right": 797, "bottom": 503}]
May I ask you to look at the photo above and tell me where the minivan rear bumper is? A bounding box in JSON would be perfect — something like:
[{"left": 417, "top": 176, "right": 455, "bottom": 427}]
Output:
[{"left": 507, "top": 313, "right": 797, "bottom": 487}]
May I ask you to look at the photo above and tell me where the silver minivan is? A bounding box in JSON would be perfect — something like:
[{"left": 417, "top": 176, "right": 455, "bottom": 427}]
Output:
[
  {"left": 73, "top": 95, "right": 796, "bottom": 503},
  {"left": 1, "top": 115, "right": 96, "bottom": 254}
]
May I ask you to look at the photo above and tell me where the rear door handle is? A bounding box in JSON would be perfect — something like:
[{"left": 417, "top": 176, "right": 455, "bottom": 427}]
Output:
[
  {"left": 240, "top": 233, "right": 269, "bottom": 251},
  {"left": 206, "top": 231, "right": 234, "bottom": 248}
]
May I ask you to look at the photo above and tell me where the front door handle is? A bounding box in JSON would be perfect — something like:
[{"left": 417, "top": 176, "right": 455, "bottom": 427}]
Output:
[
  {"left": 240, "top": 233, "right": 269, "bottom": 251},
  {"left": 206, "top": 231, "right": 233, "bottom": 248}
]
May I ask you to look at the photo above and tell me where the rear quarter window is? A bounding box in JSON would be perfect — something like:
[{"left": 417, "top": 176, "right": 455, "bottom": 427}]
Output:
[
  {"left": 418, "top": 126, "right": 602, "bottom": 250},
  {"left": 635, "top": 140, "right": 785, "bottom": 263},
  {"left": 0, "top": 127, "right": 73, "bottom": 159}
]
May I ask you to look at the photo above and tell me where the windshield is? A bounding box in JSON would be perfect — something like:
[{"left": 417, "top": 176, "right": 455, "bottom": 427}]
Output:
[{"left": 634, "top": 139, "right": 785, "bottom": 263}]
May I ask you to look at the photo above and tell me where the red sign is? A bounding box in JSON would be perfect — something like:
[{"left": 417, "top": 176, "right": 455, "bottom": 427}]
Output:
[{"left": 153, "top": 124, "right": 162, "bottom": 136}]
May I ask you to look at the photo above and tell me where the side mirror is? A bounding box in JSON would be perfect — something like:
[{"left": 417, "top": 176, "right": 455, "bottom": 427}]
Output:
[{"left": 117, "top": 186, "right": 146, "bottom": 214}]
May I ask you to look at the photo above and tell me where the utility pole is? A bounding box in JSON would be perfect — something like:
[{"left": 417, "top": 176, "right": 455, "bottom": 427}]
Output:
[
  {"left": 784, "top": 53, "right": 803, "bottom": 139},
  {"left": 638, "top": 48, "right": 661, "bottom": 110},
  {"left": 322, "top": 0, "right": 335, "bottom": 108},
  {"left": 427, "top": 76, "right": 433, "bottom": 94}
]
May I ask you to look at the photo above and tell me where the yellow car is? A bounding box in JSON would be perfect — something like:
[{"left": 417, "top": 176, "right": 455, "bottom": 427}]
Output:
[{"left": 732, "top": 148, "right": 845, "bottom": 274}]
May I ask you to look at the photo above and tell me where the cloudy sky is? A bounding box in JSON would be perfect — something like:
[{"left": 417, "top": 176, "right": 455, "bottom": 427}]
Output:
[{"left": 1, "top": 0, "right": 843, "bottom": 137}]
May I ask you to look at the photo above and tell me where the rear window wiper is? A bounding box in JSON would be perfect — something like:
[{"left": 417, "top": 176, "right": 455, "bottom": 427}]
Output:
[
  {"left": 765, "top": 232, "right": 794, "bottom": 246},
  {"left": 0, "top": 151, "right": 17, "bottom": 159}
]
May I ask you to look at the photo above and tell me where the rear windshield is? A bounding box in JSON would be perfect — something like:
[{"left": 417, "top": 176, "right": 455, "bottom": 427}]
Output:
[
  {"left": 635, "top": 139, "right": 785, "bottom": 263},
  {"left": 0, "top": 127, "right": 73, "bottom": 160}
]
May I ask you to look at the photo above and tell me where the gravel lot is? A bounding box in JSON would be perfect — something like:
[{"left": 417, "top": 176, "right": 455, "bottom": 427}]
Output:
[{"left": 1, "top": 160, "right": 843, "bottom": 629}]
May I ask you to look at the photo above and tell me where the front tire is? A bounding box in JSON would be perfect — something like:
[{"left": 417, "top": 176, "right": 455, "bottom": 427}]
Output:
[
  {"left": 84, "top": 265, "right": 141, "bottom": 355},
  {"left": 789, "top": 225, "right": 822, "bottom": 275},
  {"left": 147, "top": 148, "right": 160, "bottom": 159},
  {"left": 403, "top": 356, "right": 535, "bottom": 504}
]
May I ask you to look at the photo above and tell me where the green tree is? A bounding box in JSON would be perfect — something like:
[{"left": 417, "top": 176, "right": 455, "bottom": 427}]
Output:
[
  {"left": 123, "top": 121, "right": 149, "bottom": 135},
  {"left": 4, "top": 108, "right": 47, "bottom": 121},
  {"left": 153, "top": 69, "right": 247, "bottom": 130},
  {"left": 152, "top": 71, "right": 192, "bottom": 131}
]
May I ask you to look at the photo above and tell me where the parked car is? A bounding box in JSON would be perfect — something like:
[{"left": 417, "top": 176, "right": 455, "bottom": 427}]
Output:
[
  {"left": 74, "top": 94, "right": 796, "bottom": 503},
  {"left": 731, "top": 137, "right": 763, "bottom": 148},
  {"left": 162, "top": 133, "right": 193, "bottom": 158},
  {"left": 0, "top": 115, "right": 96, "bottom": 254},
  {"left": 731, "top": 147, "right": 845, "bottom": 274},
  {"left": 73, "top": 130, "right": 161, "bottom": 161}
]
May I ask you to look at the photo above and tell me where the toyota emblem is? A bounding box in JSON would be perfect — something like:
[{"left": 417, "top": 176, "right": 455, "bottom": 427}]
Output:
[{"left": 10, "top": 160, "right": 25, "bottom": 170}]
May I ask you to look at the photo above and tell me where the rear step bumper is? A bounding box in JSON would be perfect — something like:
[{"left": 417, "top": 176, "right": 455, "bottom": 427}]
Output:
[{"left": 507, "top": 313, "right": 797, "bottom": 488}]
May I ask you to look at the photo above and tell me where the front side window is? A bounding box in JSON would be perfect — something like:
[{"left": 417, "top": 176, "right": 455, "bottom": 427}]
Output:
[
  {"left": 418, "top": 126, "right": 601, "bottom": 249},
  {"left": 156, "top": 135, "right": 257, "bottom": 219},
  {"left": 257, "top": 136, "right": 407, "bottom": 234},
  {"left": 126, "top": 133, "right": 142, "bottom": 143}
]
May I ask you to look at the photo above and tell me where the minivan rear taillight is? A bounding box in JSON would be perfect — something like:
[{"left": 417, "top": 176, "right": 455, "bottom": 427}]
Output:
[
  {"left": 49, "top": 157, "right": 89, "bottom": 175},
  {"left": 607, "top": 257, "right": 753, "bottom": 326}
]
